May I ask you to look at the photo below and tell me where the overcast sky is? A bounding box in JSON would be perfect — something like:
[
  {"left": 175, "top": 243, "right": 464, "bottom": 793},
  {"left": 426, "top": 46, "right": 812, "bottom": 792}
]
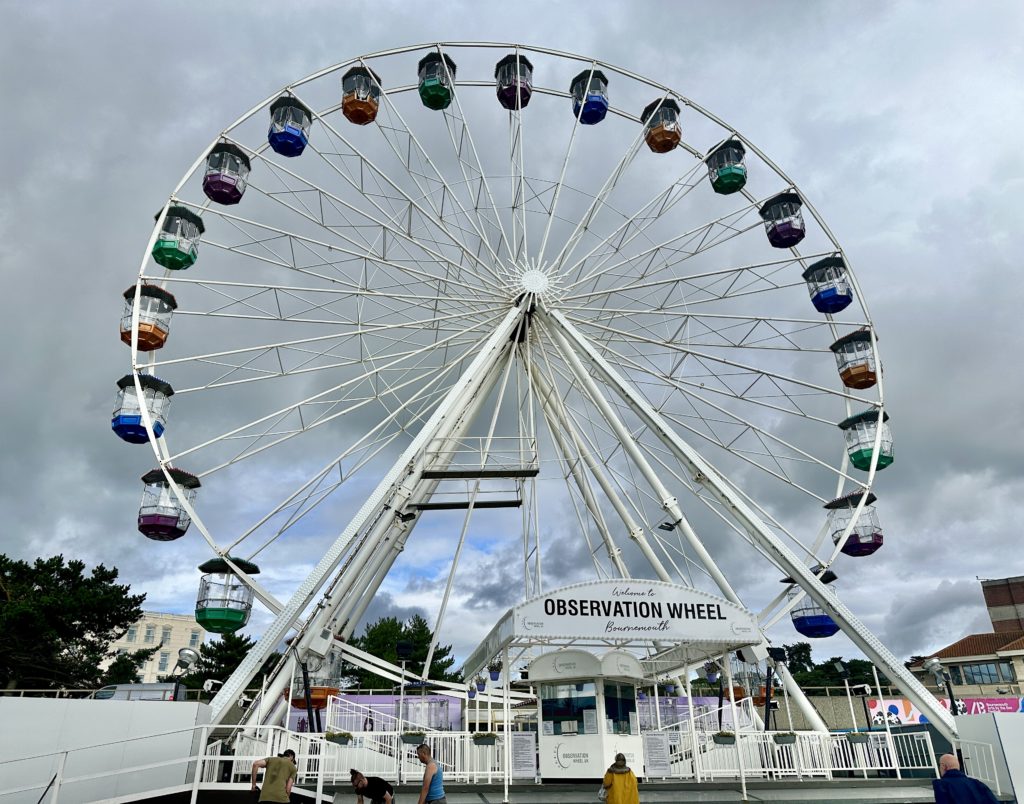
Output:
[{"left": 2, "top": 1, "right": 1022, "bottom": 677}]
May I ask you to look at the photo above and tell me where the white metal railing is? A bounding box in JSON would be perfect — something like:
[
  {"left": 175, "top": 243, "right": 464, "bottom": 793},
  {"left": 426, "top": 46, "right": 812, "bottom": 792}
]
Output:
[
  {"left": 664, "top": 729, "right": 940, "bottom": 783},
  {"left": 0, "top": 719, "right": 972, "bottom": 803},
  {"left": 324, "top": 694, "right": 440, "bottom": 734},
  {"left": 421, "top": 436, "right": 538, "bottom": 473},
  {"left": 957, "top": 738, "right": 1002, "bottom": 796}
]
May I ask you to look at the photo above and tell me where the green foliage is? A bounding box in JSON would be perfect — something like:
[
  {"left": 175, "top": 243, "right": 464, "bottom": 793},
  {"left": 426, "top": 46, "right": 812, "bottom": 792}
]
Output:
[
  {"left": 175, "top": 631, "right": 279, "bottom": 690},
  {"left": 0, "top": 554, "right": 146, "bottom": 690},
  {"left": 782, "top": 642, "right": 885, "bottom": 687},
  {"left": 345, "top": 614, "right": 461, "bottom": 688},
  {"left": 100, "top": 646, "right": 161, "bottom": 685}
]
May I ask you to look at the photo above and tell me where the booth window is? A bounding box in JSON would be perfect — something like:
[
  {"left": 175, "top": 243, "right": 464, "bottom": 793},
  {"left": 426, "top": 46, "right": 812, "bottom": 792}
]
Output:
[
  {"left": 604, "top": 681, "right": 637, "bottom": 734},
  {"left": 540, "top": 682, "right": 596, "bottom": 735}
]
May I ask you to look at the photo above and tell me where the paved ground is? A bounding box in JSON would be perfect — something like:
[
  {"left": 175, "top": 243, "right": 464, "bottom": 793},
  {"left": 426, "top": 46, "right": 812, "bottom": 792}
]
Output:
[{"left": 321, "top": 778, "right": 1016, "bottom": 803}]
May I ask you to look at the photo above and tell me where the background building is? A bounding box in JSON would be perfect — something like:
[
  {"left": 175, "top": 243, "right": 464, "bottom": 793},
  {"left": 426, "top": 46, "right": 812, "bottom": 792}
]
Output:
[
  {"left": 983, "top": 576, "right": 1024, "bottom": 633},
  {"left": 908, "top": 576, "right": 1024, "bottom": 695},
  {"left": 104, "top": 612, "right": 207, "bottom": 683}
]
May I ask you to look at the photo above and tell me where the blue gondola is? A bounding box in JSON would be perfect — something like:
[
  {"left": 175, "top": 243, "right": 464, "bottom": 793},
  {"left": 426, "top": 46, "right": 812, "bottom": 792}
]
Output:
[
  {"left": 112, "top": 374, "right": 173, "bottom": 443},
  {"left": 802, "top": 255, "right": 854, "bottom": 314},
  {"left": 570, "top": 69, "right": 609, "bottom": 125},
  {"left": 268, "top": 96, "right": 312, "bottom": 157},
  {"left": 791, "top": 596, "right": 840, "bottom": 638}
]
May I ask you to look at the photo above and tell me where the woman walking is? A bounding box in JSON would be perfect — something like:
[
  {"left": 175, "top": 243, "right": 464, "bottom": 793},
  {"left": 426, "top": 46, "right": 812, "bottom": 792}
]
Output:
[{"left": 602, "top": 752, "right": 639, "bottom": 804}]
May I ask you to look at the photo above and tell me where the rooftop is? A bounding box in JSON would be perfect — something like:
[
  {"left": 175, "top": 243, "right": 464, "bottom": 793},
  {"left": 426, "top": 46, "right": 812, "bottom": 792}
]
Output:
[{"left": 909, "top": 630, "right": 1024, "bottom": 665}]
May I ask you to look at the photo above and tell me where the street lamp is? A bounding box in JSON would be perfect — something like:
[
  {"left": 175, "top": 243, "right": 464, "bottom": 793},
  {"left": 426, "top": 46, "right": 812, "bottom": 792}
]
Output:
[
  {"left": 923, "top": 657, "right": 958, "bottom": 715},
  {"left": 173, "top": 647, "right": 200, "bottom": 675},
  {"left": 833, "top": 660, "right": 860, "bottom": 733}
]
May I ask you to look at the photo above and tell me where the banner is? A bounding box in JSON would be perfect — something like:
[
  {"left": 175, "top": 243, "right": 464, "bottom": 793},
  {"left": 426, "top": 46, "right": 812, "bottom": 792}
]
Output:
[{"left": 868, "top": 697, "right": 1024, "bottom": 725}]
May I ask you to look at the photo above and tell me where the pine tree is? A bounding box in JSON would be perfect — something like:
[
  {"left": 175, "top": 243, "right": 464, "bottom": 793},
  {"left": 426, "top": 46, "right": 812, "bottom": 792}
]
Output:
[
  {"left": 345, "top": 615, "right": 462, "bottom": 688},
  {"left": 0, "top": 554, "right": 146, "bottom": 689}
]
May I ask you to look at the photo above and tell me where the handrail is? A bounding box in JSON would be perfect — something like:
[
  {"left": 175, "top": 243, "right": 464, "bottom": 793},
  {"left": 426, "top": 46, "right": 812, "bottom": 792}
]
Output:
[
  {"left": 956, "top": 738, "right": 1002, "bottom": 796},
  {"left": 1, "top": 716, "right": 1000, "bottom": 802}
]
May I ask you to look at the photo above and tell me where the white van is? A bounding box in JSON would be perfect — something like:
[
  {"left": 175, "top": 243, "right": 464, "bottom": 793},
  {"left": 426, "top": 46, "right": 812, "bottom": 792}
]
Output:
[{"left": 92, "top": 682, "right": 187, "bottom": 701}]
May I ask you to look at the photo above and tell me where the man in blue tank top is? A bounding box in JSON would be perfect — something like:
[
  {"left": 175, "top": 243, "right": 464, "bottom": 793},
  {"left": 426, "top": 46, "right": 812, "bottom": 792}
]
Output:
[{"left": 415, "top": 743, "right": 446, "bottom": 804}]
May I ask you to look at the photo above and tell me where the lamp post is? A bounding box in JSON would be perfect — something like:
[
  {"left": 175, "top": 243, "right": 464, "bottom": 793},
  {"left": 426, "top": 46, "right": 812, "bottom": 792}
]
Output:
[
  {"left": 923, "top": 657, "right": 958, "bottom": 715},
  {"left": 923, "top": 656, "right": 964, "bottom": 769},
  {"left": 395, "top": 640, "right": 413, "bottom": 785},
  {"left": 834, "top": 660, "right": 859, "bottom": 733}
]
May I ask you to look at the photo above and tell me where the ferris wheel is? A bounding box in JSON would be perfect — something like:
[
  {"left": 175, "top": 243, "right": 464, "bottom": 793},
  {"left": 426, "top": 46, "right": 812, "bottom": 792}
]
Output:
[{"left": 114, "top": 42, "right": 952, "bottom": 738}]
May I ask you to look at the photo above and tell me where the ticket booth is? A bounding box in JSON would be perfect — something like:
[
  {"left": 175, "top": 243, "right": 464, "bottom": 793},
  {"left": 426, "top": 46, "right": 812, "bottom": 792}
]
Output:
[
  {"left": 531, "top": 648, "right": 644, "bottom": 780},
  {"left": 461, "top": 578, "right": 761, "bottom": 785}
]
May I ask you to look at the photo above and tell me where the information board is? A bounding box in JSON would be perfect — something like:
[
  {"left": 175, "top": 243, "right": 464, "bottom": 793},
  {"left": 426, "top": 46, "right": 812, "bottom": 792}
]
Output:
[
  {"left": 642, "top": 732, "right": 671, "bottom": 777},
  {"left": 511, "top": 731, "right": 537, "bottom": 779}
]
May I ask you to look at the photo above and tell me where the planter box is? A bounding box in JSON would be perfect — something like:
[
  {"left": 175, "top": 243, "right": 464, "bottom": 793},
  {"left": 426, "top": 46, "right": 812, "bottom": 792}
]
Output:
[
  {"left": 712, "top": 734, "right": 736, "bottom": 746},
  {"left": 846, "top": 732, "right": 870, "bottom": 744},
  {"left": 772, "top": 734, "right": 797, "bottom": 745},
  {"left": 326, "top": 735, "right": 351, "bottom": 746},
  {"left": 473, "top": 736, "right": 497, "bottom": 746},
  {"left": 401, "top": 735, "right": 425, "bottom": 745}
]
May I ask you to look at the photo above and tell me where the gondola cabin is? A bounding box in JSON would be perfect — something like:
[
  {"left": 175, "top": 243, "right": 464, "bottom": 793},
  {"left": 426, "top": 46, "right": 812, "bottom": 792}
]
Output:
[
  {"left": 825, "top": 491, "right": 883, "bottom": 557},
  {"left": 138, "top": 468, "right": 200, "bottom": 541},
  {"left": 759, "top": 191, "right": 805, "bottom": 248},
  {"left": 112, "top": 374, "right": 173, "bottom": 443},
  {"left": 120, "top": 285, "right": 177, "bottom": 351},
  {"left": 830, "top": 329, "right": 876, "bottom": 389},
  {"left": 287, "top": 687, "right": 339, "bottom": 710},
  {"left": 342, "top": 66, "right": 382, "bottom": 124},
  {"left": 838, "top": 409, "right": 893, "bottom": 471},
  {"left": 495, "top": 53, "right": 533, "bottom": 110},
  {"left": 151, "top": 206, "right": 205, "bottom": 270},
  {"left": 570, "top": 69, "right": 609, "bottom": 125},
  {"left": 203, "top": 142, "right": 251, "bottom": 205},
  {"left": 802, "top": 256, "right": 853, "bottom": 314},
  {"left": 417, "top": 52, "right": 457, "bottom": 110},
  {"left": 195, "top": 556, "right": 259, "bottom": 633},
  {"left": 268, "top": 96, "right": 312, "bottom": 157},
  {"left": 790, "top": 590, "right": 840, "bottom": 638},
  {"left": 640, "top": 98, "right": 681, "bottom": 153},
  {"left": 705, "top": 139, "right": 747, "bottom": 194}
]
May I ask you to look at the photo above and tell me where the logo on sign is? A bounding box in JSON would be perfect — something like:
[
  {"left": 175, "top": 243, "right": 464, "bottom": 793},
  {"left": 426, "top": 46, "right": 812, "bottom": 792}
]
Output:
[
  {"left": 553, "top": 743, "right": 590, "bottom": 769},
  {"left": 554, "top": 658, "right": 577, "bottom": 674}
]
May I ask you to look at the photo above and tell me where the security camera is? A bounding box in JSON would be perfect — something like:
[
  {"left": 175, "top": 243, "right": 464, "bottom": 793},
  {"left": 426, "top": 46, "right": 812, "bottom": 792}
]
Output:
[{"left": 202, "top": 679, "right": 224, "bottom": 694}]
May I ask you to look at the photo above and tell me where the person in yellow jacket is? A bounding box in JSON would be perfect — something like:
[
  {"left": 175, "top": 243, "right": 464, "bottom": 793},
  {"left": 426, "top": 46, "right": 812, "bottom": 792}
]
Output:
[{"left": 602, "top": 752, "right": 639, "bottom": 804}]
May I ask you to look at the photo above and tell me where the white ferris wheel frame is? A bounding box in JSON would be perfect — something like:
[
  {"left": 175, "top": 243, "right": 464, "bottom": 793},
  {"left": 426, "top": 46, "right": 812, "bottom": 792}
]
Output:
[{"left": 121, "top": 42, "right": 954, "bottom": 740}]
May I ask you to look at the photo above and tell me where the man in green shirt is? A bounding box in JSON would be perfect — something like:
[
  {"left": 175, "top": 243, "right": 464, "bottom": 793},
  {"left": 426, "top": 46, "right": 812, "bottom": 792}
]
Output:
[{"left": 252, "top": 749, "right": 297, "bottom": 803}]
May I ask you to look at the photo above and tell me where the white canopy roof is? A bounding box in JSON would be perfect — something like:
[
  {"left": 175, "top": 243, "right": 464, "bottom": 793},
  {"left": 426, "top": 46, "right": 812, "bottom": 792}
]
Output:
[{"left": 462, "top": 578, "right": 759, "bottom": 681}]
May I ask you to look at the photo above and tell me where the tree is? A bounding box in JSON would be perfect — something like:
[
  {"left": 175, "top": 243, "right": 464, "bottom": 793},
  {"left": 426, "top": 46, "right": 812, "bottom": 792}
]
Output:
[
  {"left": 0, "top": 554, "right": 146, "bottom": 690},
  {"left": 782, "top": 642, "right": 814, "bottom": 676},
  {"left": 175, "top": 632, "right": 279, "bottom": 690},
  {"left": 781, "top": 642, "right": 883, "bottom": 687},
  {"left": 345, "top": 614, "right": 461, "bottom": 688}
]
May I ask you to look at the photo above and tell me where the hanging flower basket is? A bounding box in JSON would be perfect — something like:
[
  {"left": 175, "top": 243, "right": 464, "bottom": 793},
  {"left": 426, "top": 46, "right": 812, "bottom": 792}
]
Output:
[
  {"left": 472, "top": 732, "right": 498, "bottom": 746},
  {"left": 325, "top": 731, "right": 352, "bottom": 745},
  {"left": 846, "top": 731, "right": 870, "bottom": 744},
  {"left": 772, "top": 732, "right": 797, "bottom": 745},
  {"left": 468, "top": 688, "right": 477, "bottom": 699},
  {"left": 713, "top": 731, "right": 736, "bottom": 746},
  {"left": 489, "top": 670, "right": 500, "bottom": 681},
  {"left": 401, "top": 732, "right": 426, "bottom": 745},
  {"left": 475, "top": 677, "right": 487, "bottom": 692},
  {"left": 488, "top": 660, "right": 502, "bottom": 681}
]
